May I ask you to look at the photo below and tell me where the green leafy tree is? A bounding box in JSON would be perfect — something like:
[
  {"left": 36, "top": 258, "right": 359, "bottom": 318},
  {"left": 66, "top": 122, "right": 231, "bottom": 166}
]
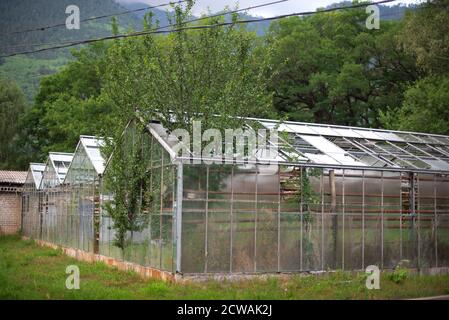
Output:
[
  {"left": 266, "top": 7, "right": 417, "bottom": 126},
  {"left": 19, "top": 42, "right": 112, "bottom": 161},
  {"left": 102, "top": 2, "right": 273, "bottom": 250},
  {"left": 0, "top": 78, "right": 27, "bottom": 169},
  {"left": 381, "top": 75, "right": 449, "bottom": 134},
  {"left": 381, "top": 0, "right": 449, "bottom": 134},
  {"left": 103, "top": 2, "right": 273, "bottom": 139},
  {"left": 399, "top": 0, "right": 449, "bottom": 75}
]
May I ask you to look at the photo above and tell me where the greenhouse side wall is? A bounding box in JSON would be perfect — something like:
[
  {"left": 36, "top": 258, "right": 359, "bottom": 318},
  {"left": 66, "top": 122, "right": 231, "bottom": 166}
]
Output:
[
  {"left": 22, "top": 127, "right": 178, "bottom": 277},
  {"left": 22, "top": 164, "right": 99, "bottom": 252},
  {"left": 179, "top": 163, "right": 449, "bottom": 274}
]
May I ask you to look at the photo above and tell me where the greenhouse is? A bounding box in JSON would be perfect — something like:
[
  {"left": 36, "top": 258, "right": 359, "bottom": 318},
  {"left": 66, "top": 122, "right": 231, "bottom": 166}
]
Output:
[
  {"left": 21, "top": 117, "right": 449, "bottom": 277},
  {"left": 21, "top": 163, "right": 45, "bottom": 238},
  {"left": 22, "top": 152, "right": 73, "bottom": 245},
  {"left": 99, "top": 117, "right": 449, "bottom": 275},
  {"left": 63, "top": 136, "right": 105, "bottom": 252}
]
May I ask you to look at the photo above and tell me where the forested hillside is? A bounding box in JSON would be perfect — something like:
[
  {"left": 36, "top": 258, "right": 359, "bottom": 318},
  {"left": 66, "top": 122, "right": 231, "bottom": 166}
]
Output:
[{"left": 0, "top": 0, "right": 146, "bottom": 100}]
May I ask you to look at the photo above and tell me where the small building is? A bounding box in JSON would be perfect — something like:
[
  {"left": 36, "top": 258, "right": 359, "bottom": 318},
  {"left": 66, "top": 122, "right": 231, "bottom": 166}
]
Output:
[{"left": 0, "top": 170, "right": 27, "bottom": 235}]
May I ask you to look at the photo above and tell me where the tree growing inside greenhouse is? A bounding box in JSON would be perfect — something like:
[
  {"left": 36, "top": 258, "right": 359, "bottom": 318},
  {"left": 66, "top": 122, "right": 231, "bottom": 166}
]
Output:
[{"left": 102, "top": 1, "right": 273, "bottom": 253}]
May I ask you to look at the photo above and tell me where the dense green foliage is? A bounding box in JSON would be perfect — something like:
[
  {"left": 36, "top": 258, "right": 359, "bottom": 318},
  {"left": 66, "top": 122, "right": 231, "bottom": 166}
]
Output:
[
  {"left": 0, "top": 79, "right": 27, "bottom": 169},
  {"left": 266, "top": 9, "right": 418, "bottom": 126},
  {"left": 17, "top": 43, "right": 111, "bottom": 163},
  {"left": 381, "top": 75, "right": 449, "bottom": 134},
  {"left": 381, "top": 0, "right": 449, "bottom": 133}
]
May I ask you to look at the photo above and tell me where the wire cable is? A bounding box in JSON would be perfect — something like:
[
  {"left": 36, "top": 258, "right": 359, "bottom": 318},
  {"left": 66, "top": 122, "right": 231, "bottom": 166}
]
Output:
[
  {"left": 0, "top": 0, "right": 291, "bottom": 50},
  {"left": 1, "top": 0, "right": 189, "bottom": 35},
  {"left": 0, "top": 0, "right": 398, "bottom": 58}
]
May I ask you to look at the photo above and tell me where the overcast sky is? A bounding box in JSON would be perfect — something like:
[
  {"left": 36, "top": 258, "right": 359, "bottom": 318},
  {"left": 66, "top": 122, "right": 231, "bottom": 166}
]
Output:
[{"left": 117, "top": 0, "right": 425, "bottom": 17}]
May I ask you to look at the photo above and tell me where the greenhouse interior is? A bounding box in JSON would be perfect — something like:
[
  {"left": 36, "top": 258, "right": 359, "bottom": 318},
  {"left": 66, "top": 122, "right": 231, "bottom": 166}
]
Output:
[{"left": 21, "top": 117, "right": 449, "bottom": 276}]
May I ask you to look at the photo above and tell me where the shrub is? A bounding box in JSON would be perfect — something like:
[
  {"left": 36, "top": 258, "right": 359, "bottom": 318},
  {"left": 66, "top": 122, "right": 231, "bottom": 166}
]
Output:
[{"left": 388, "top": 267, "right": 408, "bottom": 284}]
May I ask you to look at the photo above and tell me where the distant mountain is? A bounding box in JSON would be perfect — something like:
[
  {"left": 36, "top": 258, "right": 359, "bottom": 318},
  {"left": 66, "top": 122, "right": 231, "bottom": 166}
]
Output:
[
  {"left": 0, "top": 0, "right": 144, "bottom": 57},
  {"left": 325, "top": 1, "right": 417, "bottom": 20},
  {"left": 117, "top": 1, "right": 172, "bottom": 25},
  {"left": 117, "top": 1, "right": 270, "bottom": 35}
]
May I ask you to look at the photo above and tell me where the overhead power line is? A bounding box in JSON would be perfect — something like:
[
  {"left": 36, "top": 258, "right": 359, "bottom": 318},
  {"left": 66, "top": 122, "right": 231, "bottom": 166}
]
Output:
[
  {"left": 0, "top": 0, "right": 292, "bottom": 51},
  {"left": 2, "top": 0, "right": 189, "bottom": 36},
  {"left": 0, "top": 0, "right": 397, "bottom": 58},
  {"left": 0, "top": 0, "right": 291, "bottom": 50}
]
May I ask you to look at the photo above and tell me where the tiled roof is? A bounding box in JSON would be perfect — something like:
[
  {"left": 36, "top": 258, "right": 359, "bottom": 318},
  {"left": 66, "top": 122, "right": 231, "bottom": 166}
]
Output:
[{"left": 0, "top": 170, "right": 28, "bottom": 185}]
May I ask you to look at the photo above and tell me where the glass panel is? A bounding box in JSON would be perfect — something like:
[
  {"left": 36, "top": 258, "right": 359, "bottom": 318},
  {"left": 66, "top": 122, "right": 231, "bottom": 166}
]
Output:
[
  {"left": 308, "top": 126, "right": 340, "bottom": 137},
  {"left": 231, "top": 166, "right": 257, "bottom": 272},
  {"left": 436, "top": 175, "right": 449, "bottom": 267},
  {"left": 341, "top": 170, "right": 363, "bottom": 270},
  {"left": 363, "top": 171, "right": 382, "bottom": 267},
  {"left": 181, "top": 164, "right": 207, "bottom": 273},
  {"left": 255, "top": 168, "right": 279, "bottom": 272},
  {"left": 279, "top": 166, "right": 301, "bottom": 271},
  {"left": 206, "top": 165, "right": 232, "bottom": 273},
  {"left": 301, "top": 168, "right": 323, "bottom": 271},
  {"left": 382, "top": 172, "right": 402, "bottom": 269},
  {"left": 353, "top": 130, "right": 383, "bottom": 140},
  {"left": 287, "top": 124, "right": 319, "bottom": 135}
]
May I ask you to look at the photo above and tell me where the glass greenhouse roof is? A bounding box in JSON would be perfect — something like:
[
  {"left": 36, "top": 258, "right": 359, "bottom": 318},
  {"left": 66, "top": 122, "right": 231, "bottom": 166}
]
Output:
[
  {"left": 40, "top": 152, "right": 74, "bottom": 188},
  {"left": 27, "top": 163, "right": 46, "bottom": 189},
  {"left": 143, "top": 116, "right": 449, "bottom": 174},
  {"left": 62, "top": 135, "right": 105, "bottom": 186},
  {"left": 78, "top": 135, "right": 105, "bottom": 175}
]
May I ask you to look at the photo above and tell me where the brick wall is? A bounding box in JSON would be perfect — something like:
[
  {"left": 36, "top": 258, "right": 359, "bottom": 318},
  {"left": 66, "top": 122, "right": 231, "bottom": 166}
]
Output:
[{"left": 0, "top": 192, "right": 22, "bottom": 235}]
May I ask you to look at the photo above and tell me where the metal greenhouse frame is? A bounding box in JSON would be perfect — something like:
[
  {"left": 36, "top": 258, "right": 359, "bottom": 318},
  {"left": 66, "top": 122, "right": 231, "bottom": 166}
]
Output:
[
  {"left": 22, "top": 163, "right": 45, "bottom": 239},
  {"left": 22, "top": 118, "right": 449, "bottom": 277}
]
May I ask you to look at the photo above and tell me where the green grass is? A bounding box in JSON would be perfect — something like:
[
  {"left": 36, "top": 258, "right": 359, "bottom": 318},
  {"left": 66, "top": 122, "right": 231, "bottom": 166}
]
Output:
[{"left": 1, "top": 235, "right": 449, "bottom": 300}]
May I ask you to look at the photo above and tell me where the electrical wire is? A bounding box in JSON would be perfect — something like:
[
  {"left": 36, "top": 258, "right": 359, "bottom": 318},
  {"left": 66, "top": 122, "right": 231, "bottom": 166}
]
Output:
[
  {"left": 2, "top": 0, "right": 189, "bottom": 35},
  {"left": 0, "top": 0, "right": 398, "bottom": 58},
  {"left": 0, "top": 0, "right": 291, "bottom": 50}
]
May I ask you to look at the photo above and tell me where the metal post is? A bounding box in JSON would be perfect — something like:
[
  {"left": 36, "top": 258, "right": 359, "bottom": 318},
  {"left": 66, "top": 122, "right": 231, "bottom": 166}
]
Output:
[
  {"left": 229, "top": 166, "right": 234, "bottom": 273},
  {"left": 175, "top": 161, "right": 183, "bottom": 273},
  {"left": 399, "top": 173, "right": 403, "bottom": 261},
  {"left": 277, "top": 165, "right": 281, "bottom": 272},
  {"left": 204, "top": 166, "right": 209, "bottom": 273},
  {"left": 342, "top": 170, "right": 345, "bottom": 270},
  {"left": 329, "top": 170, "right": 337, "bottom": 269},
  {"left": 434, "top": 175, "right": 438, "bottom": 268},
  {"left": 321, "top": 172, "right": 324, "bottom": 271},
  {"left": 300, "top": 167, "right": 303, "bottom": 271},
  {"left": 362, "top": 170, "right": 365, "bottom": 270},
  {"left": 159, "top": 151, "right": 164, "bottom": 269},
  {"left": 149, "top": 136, "right": 153, "bottom": 266},
  {"left": 254, "top": 166, "right": 258, "bottom": 272},
  {"left": 381, "top": 171, "right": 384, "bottom": 269},
  {"left": 417, "top": 174, "right": 421, "bottom": 269},
  {"left": 410, "top": 172, "right": 416, "bottom": 267}
]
